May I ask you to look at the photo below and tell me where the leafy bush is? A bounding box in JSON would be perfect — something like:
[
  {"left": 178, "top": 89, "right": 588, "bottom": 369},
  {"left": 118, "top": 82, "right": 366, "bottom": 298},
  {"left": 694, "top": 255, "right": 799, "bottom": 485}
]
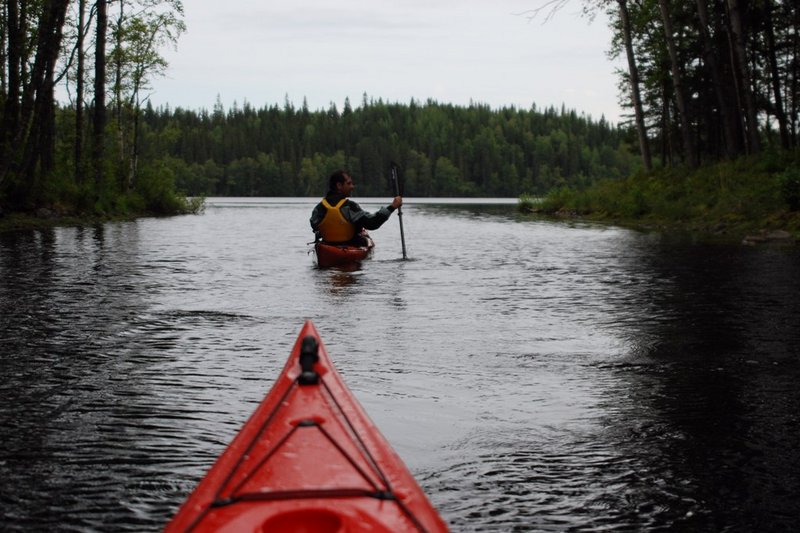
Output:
[
  {"left": 778, "top": 167, "right": 800, "bottom": 211},
  {"left": 524, "top": 149, "right": 800, "bottom": 236},
  {"left": 518, "top": 193, "right": 539, "bottom": 212},
  {"left": 137, "top": 159, "right": 205, "bottom": 215},
  {"left": 538, "top": 186, "right": 576, "bottom": 214}
]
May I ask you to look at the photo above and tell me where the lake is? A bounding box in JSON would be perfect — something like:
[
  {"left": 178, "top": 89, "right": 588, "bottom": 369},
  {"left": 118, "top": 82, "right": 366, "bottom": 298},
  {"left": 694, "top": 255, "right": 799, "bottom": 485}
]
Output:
[{"left": 1, "top": 197, "right": 799, "bottom": 531}]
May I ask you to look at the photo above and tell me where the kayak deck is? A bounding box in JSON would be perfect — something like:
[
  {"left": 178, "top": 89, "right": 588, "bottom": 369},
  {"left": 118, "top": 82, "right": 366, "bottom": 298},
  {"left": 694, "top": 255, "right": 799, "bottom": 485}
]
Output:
[{"left": 165, "top": 321, "right": 448, "bottom": 533}]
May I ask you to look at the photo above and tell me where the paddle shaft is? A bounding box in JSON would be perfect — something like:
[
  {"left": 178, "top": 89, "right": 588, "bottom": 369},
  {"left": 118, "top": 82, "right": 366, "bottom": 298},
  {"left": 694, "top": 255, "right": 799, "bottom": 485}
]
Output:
[{"left": 391, "top": 166, "right": 408, "bottom": 260}]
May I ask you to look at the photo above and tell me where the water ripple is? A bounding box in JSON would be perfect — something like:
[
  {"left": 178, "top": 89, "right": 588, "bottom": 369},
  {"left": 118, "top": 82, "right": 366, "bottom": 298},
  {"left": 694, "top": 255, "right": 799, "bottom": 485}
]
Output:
[{"left": 2, "top": 202, "right": 799, "bottom": 531}]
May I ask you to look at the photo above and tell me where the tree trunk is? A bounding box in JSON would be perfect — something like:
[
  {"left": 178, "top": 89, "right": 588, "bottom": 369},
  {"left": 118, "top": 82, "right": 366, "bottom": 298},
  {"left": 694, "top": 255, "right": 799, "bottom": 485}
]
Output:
[
  {"left": 1, "top": 0, "right": 22, "bottom": 186},
  {"left": 658, "top": 0, "right": 697, "bottom": 167},
  {"left": 763, "top": 0, "right": 790, "bottom": 149},
  {"left": 0, "top": 2, "right": 7, "bottom": 93},
  {"left": 131, "top": 103, "right": 140, "bottom": 190},
  {"left": 94, "top": 0, "right": 108, "bottom": 187},
  {"left": 661, "top": 77, "right": 673, "bottom": 166},
  {"left": 115, "top": 0, "right": 126, "bottom": 192},
  {"left": 9, "top": 0, "right": 69, "bottom": 204},
  {"left": 75, "top": 0, "right": 86, "bottom": 183},
  {"left": 726, "top": 0, "right": 761, "bottom": 154},
  {"left": 617, "top": 0, "right": 652, "bottom": 171},
  {"left": 792, "top": 4, "right": 800, "bottom": 145},
  {"left": 695, "top": 0, "right": 740, "bottom": 157}
]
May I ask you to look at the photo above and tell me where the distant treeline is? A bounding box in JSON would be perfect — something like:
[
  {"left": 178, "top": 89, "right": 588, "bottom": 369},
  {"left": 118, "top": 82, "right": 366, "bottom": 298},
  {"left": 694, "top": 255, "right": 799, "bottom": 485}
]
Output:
[{"left": 138, "top": 97, "right": 639, "bottom": 198}]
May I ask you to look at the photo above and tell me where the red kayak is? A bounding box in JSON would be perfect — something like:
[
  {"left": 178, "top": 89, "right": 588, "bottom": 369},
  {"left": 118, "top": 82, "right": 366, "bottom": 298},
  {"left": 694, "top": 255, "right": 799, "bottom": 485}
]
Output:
[
  {"left": 165, "top": 321, "right": 448, "bottom": 533},
  {"left": 314, "top": 232, "right": 375, "bottom": 268}
]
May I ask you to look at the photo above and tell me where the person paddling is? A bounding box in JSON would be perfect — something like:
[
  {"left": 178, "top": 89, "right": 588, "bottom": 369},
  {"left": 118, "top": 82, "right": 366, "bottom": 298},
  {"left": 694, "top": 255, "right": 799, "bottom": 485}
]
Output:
[{"left": 310, "top": 170, "right": 402, "bottom": 246}]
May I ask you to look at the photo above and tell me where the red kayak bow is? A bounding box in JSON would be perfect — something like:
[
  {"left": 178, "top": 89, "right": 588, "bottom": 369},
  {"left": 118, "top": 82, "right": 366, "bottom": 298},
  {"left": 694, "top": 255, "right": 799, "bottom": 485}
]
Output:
[{"left": 165, "top": 321, "right": 448, "bottom": 532}]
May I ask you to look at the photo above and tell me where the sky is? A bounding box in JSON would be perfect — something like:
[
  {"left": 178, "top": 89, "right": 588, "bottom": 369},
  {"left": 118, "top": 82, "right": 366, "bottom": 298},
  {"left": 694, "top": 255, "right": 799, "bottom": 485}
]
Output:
[{"left": 148, "top": 0, "right": 626, "bottom": 123}]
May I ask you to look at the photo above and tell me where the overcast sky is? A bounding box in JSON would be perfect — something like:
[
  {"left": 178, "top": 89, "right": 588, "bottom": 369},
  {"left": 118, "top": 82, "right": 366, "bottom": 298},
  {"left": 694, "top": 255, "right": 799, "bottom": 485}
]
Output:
[{"left": 149, "top": 0, "right": 625, "bottom": 123}]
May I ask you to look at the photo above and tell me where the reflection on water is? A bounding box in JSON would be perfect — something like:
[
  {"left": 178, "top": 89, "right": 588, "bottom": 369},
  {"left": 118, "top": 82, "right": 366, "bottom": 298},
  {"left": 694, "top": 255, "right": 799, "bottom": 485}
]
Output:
[
  {"left": 325, "top": 270, "right": 358, "bottom": 289},
  {"left": 1, "top": 199, "right": 799, "bottom": 532}
]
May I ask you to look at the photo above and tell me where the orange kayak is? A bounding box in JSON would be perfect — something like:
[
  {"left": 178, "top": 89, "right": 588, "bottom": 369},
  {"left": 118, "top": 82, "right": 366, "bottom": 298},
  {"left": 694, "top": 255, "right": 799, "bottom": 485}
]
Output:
[
  {"left": 314, "top": 232, "right": 375, "bottom": 268},
  {"left": 164, "top": 321, "right": 448, "bottom": 533}
]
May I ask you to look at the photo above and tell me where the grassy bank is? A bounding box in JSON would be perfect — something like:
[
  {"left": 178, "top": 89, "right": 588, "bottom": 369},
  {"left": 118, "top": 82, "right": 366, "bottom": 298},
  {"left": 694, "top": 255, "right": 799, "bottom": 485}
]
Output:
[{"left": 521, "top": 149, "right": 800, "bottom": 242}]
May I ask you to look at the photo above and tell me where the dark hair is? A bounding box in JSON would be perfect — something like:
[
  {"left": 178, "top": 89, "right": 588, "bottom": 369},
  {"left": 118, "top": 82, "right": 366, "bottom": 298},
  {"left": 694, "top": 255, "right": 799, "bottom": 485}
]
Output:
[{"left": 328, "top": 170, "right": 348, "bottom": 193}]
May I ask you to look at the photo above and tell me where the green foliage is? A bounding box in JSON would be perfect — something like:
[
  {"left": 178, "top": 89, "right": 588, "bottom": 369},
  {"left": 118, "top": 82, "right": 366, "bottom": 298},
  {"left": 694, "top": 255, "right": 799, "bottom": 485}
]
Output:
[
  {"left": 136, "top": 158, "right": 205, "bottom": 215},
  {"left": 605, "top": 0, "right": 800, "bottom": 165},
  {"left": 0, "top": 0, "right": 193, "bottom": 221},
  {"left": 517, "top": 193, "right": 540, "bottom": 212},
  {"left": 534, "top": 149, "right": 800, "bottom": 233},
  {"left": 538, "top": 187, "right": 577, "bottom": 214},
  {"left": 136, "top": 99, "right": 639, "bottom": 198},
  {"left": 778, "top": 167, "right": 800, "bottom": 211}
]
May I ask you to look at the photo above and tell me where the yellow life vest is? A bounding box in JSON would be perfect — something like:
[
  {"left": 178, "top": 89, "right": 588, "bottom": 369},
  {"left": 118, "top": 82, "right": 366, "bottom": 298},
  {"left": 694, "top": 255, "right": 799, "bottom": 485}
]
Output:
[{"left": 317, "top": 198, "right": 356, "bottom": 243}]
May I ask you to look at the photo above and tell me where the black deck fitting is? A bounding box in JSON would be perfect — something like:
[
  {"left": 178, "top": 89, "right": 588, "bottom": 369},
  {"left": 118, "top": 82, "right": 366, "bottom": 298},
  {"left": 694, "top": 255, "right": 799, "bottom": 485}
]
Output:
[{"left": 298, "top": 335, "right": 320, "bottom": 385}]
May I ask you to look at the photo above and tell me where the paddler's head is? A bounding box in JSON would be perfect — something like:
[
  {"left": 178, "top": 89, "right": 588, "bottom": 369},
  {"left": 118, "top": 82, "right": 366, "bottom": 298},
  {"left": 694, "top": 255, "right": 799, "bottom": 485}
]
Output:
[{"left": 328, "top": 170, "right": 355, "bottom": 197}]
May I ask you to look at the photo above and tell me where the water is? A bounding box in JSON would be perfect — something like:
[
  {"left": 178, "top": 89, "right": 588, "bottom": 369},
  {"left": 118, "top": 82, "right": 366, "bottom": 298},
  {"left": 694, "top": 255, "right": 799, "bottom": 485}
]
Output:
[{"left": 1, "top": 198, "right": 799, "bottom": 532}]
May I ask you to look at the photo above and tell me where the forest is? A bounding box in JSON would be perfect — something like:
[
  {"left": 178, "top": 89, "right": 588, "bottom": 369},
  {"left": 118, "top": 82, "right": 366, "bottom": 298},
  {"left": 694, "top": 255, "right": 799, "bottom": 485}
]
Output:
[
  {"left": 598, "top": 0, "right": 800, "bottom": 168},
  {"left": 528, "top": 0, "right": 800, "bottom": 232},
  {"left": 139, "top": 98, "right": 636, "bottom": 198},
  {"left": 0, "top": 0, "right": 196, "bottom": 216},
  {"left": 1, "top": 0, "right": 800, "bottom": 219}
]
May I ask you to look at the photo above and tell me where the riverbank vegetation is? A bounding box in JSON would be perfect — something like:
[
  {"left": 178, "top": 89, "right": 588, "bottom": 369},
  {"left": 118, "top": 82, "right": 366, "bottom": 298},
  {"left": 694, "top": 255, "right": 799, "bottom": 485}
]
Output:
[
  {"left": 523, "top": 149, "right": 800, "bottom": 237},
  {"left": 0, "top": 0, "right": 201, "bottom": 224},
  {"left": 519, "top": 0, "right": 800, "bottom": 240}
]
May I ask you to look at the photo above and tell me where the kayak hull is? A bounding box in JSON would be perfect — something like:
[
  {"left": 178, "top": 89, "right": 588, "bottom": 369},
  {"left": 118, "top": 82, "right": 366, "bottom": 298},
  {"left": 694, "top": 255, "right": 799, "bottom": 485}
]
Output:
[
  {"left": 165, "top": 321, "right": 448, "bottom": 533},
  {"left": 314, "top": 233, "right": 374, "bottom": 268}
]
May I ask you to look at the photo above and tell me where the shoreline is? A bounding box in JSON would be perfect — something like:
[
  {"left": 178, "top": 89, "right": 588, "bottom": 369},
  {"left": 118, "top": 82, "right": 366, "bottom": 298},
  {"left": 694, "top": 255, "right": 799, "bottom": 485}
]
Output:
[
  {"left": 5, "top": 204, "right": 796, "bottom": 247},
  {"left": 520, "top": 205, "right": 799, "bottom": 246}
]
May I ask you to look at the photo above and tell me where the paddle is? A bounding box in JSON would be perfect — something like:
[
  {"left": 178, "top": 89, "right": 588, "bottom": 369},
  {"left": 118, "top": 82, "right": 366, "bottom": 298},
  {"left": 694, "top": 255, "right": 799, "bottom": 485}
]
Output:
[{"left": 390, "top": 162, "right": 408, "bottom": 260}]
